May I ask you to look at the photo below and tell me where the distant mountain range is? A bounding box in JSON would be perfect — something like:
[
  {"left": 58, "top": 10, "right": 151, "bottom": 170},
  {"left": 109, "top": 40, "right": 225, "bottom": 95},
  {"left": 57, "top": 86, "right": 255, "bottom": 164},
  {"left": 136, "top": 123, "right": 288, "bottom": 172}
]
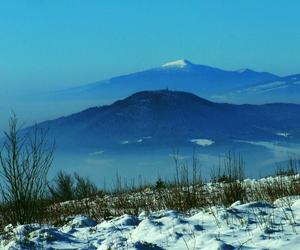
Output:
[
  {"left": 215, "top": 74, "right": 300, "bottom": 104},
  {"left": 36, "top": 90, "right": 300, "bottom": 151},
  {"left": 51, "top": 59, "right": 281, "bottom": 105},
  {"left": 6, "top": 59, "right": 298, "bottom": 134},
  {"left": 46, "top": 59, "right": 300, "bottom": 106}
]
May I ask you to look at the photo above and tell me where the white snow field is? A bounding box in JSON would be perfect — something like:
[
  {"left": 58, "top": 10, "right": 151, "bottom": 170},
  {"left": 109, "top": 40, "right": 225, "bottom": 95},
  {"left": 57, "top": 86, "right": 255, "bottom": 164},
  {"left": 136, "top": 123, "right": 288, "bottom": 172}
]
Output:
[
  {"left": 161, "top": 59, "right": 191, "bottom": 68},
  {"left": 190, "top": 139, "right": 214, "bottom": 147},
  {"left": 2, "top": 196, "right": 300, "bottom": 249}
]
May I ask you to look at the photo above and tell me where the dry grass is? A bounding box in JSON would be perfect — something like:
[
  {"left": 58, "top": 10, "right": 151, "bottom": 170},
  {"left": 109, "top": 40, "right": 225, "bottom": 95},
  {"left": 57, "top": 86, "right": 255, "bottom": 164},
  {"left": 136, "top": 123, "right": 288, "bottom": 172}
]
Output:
[{"left": 1, "top": 153, "right": 300, "bottom": 229}]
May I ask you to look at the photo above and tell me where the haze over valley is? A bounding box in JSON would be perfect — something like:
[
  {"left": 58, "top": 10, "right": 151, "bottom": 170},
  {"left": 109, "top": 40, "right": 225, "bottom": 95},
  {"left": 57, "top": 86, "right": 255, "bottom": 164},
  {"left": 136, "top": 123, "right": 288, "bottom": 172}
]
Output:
[{"left": 9, "top": 62, "right": 300, "bottom": 182}]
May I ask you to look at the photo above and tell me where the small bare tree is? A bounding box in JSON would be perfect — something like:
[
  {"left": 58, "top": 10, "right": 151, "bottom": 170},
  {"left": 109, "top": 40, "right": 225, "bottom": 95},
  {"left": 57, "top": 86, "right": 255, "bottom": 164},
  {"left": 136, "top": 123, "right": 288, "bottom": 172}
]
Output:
[{"left": 0, "top": 114, "right": 54, "bottom": 225}]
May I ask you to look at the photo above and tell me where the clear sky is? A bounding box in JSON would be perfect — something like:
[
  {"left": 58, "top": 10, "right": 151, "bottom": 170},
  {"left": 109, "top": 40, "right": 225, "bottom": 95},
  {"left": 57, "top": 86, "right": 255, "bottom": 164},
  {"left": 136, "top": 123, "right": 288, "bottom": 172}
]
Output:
[{"left": 1, "top": 0, "right": 300, "bottom": 93}]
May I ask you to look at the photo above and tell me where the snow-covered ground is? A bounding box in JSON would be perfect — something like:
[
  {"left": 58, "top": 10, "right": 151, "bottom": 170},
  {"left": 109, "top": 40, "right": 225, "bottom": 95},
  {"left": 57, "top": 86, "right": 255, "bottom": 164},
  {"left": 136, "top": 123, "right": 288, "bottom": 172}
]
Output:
[
  {"left": 190, "top": 139, "right": 214, "bottom": 147},
  {"left": 276, "top": 132, "right": 290, "bottom": 138},
  {"left": 2, "top": 196, "right": 300, "bottom": 249}
]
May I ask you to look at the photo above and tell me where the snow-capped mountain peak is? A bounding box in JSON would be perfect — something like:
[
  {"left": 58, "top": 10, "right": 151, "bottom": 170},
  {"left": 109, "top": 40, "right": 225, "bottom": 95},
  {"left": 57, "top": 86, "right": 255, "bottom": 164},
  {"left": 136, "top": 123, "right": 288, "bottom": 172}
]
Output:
[{"left": 161, "top": 59, "right": 192, "bottom": 68}]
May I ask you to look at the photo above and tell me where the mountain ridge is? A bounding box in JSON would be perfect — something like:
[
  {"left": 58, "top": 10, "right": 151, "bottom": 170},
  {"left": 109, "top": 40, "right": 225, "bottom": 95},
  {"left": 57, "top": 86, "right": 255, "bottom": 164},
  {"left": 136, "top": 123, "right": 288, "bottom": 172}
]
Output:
[
  {"left": 52, "top": 60, "right": 280, "bottom": 104},
  {"left": 35, "top": 90, "right": 300, "bottom": 151}
]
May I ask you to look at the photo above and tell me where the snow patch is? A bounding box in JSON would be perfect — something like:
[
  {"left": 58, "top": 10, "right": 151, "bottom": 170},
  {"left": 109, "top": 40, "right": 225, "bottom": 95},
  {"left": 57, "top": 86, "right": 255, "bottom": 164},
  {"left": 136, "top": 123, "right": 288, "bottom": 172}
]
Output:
[
  {"left": 190, "top": 139, "right": 214, "bottom": 146},
  {"left": 89, "top": 150, "right": 104, "bottom": 156},
  {"left": 247, "top": 81, "right": 287, "bottom": 93},
  {"left": 276, "top": 132, "right": 290, "bottom": 137},
  {"left": 121, "top": 137, "right": 151, "bottom": 145},
  {"left": 62, "top": 215, "right": 97, "bottom": 232},
  {"left": 162, "top": 59, "right": 191, "bottom": 68}
]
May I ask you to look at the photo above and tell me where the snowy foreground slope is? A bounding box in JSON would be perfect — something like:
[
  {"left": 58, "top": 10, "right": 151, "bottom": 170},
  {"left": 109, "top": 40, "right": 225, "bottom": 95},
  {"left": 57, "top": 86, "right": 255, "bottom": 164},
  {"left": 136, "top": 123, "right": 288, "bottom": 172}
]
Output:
[{"left": 2, "top": 197, "right": 300, "bottom": 249}]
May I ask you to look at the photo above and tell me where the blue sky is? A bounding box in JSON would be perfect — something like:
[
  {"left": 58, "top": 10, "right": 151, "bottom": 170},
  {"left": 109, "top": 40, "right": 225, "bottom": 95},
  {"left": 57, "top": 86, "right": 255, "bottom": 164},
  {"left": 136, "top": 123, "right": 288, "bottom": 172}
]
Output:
[{"left": 1, "top": 0, "right": 300, "bottom": 92}]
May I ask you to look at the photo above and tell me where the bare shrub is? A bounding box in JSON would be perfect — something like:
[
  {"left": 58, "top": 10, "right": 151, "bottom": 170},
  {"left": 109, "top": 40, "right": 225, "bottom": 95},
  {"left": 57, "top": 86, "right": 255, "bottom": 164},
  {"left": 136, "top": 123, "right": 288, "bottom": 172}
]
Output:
[
  {"left": 162, "top": 151, "right": 206, "bottom": 212},
  {"left": 211, "top": 152, "right": 246, "bottom": 207},
  {"left": 49, "top": 171, "right": 99, "bottom": 202},
  {"left": 74, "top": 173, "right": 98, "bottom": 199},
  {"left": 0, "top": 114, "right": 54, "bottom": 225},
  {"left": 48, "top": 171, "right": 75, "bottom": 202},
  {"left": 276, "top": 157, "right": 300, "bottom": 177}
]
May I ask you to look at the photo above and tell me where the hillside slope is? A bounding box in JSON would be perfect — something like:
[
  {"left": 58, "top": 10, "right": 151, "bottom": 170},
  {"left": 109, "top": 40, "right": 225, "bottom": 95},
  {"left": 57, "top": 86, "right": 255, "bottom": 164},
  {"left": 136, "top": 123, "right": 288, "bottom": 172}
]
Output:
[{"left": 36, "top": 90, "right": 300, "bottom": 149}]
